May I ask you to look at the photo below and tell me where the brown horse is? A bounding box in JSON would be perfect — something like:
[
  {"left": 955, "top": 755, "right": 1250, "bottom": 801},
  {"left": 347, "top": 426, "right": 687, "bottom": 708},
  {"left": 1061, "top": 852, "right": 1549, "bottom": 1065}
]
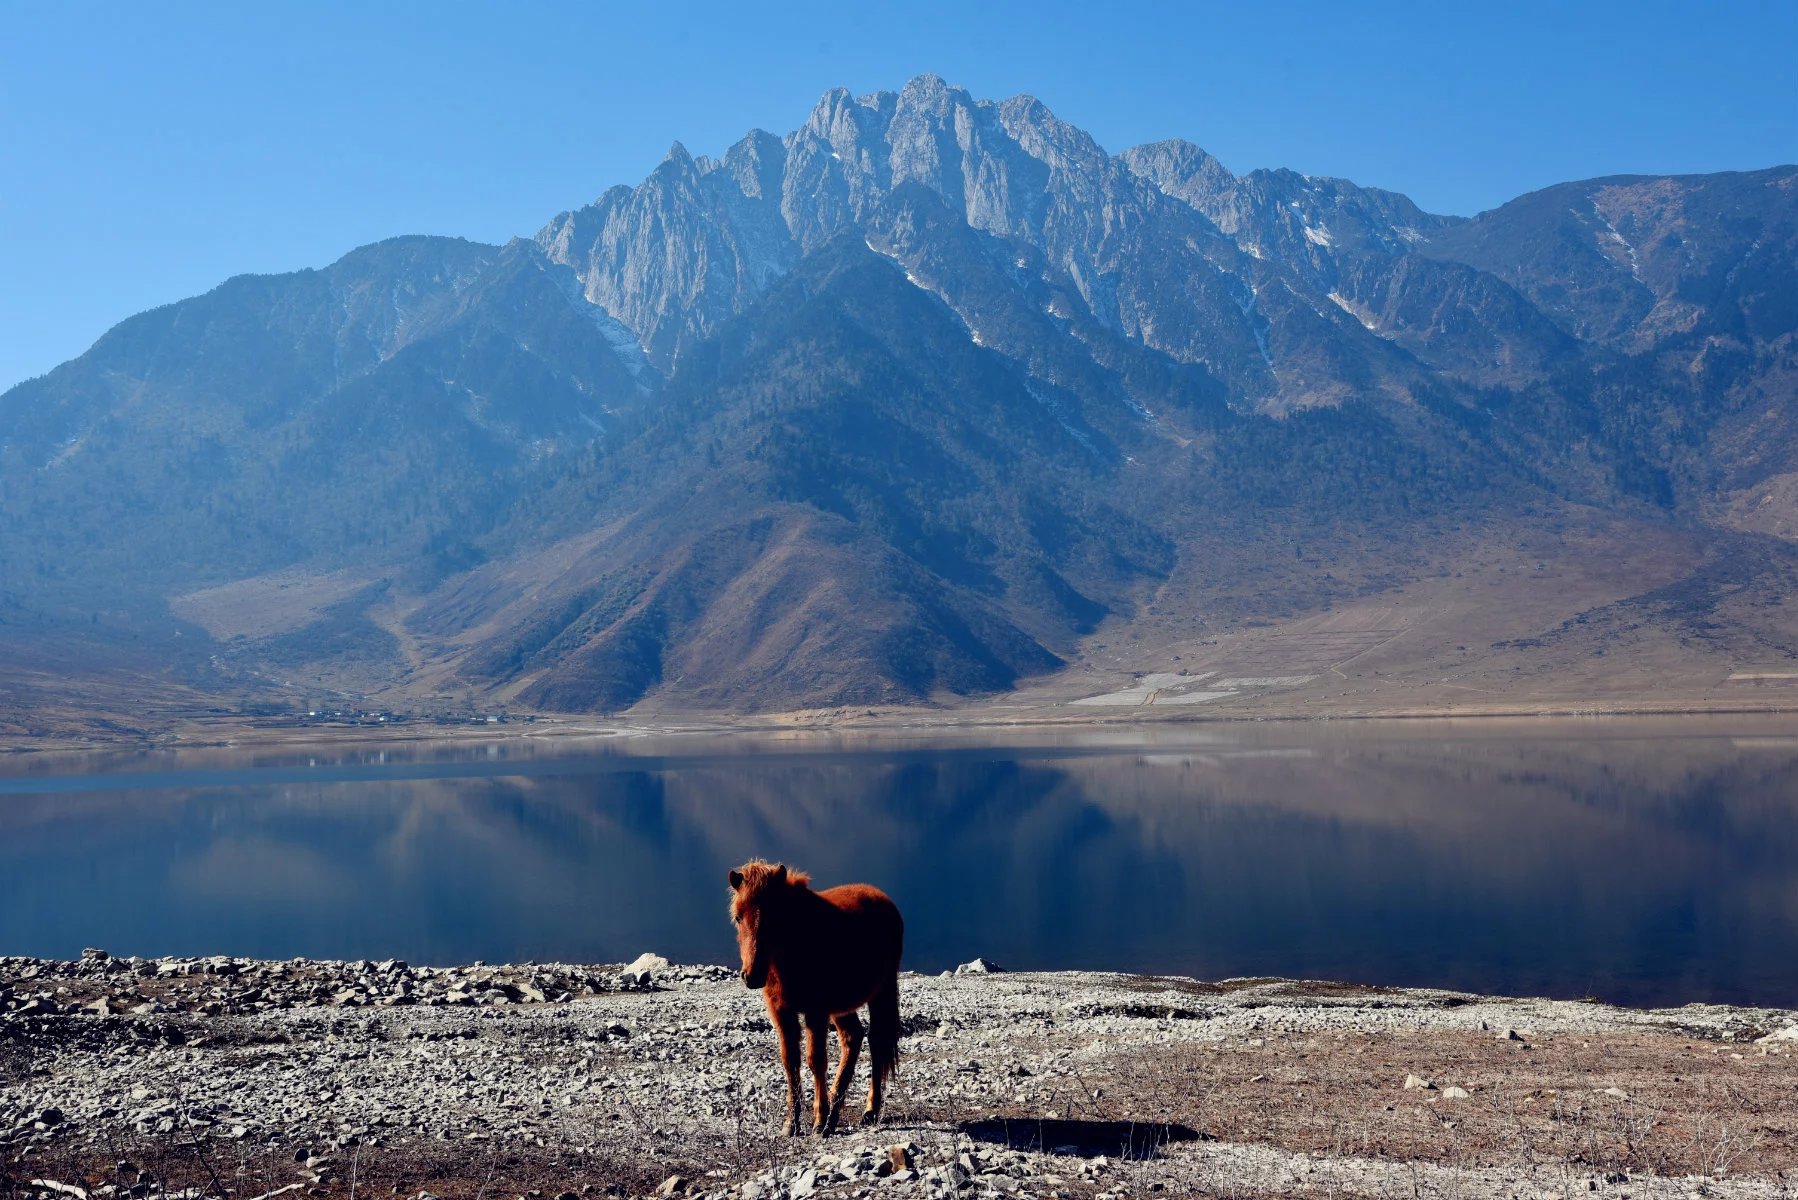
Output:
[{"left": 727, "top": 861, "right": 903, "bottom": 1135}]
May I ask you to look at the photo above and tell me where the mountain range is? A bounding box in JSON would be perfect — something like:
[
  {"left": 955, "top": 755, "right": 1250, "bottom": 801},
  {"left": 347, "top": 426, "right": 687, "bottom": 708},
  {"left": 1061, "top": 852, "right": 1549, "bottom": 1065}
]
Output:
[{"left": 4, "top": 74, "right": 1796, "bottom": 730}]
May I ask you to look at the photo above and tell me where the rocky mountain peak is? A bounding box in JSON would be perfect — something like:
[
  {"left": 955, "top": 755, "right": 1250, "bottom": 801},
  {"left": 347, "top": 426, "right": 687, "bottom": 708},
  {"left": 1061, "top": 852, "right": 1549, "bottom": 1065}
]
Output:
[
  {"left": 1119, "top": 138, "right": 1235, "bottom": 199},
  {"left": 656, "top": 140, "right": 701, "bottom": 183},
  {"left": 719, "top": 129, "right": 786, "bottom": 200},
  {"left": 801, "top": 86, "right": 858, "bottom": 137},
  {"left": 994, "top": 93, "right": 1108, "bottom": 170},
  {"left": 896, "top": 71, "right": 963, "bottom": 110}
]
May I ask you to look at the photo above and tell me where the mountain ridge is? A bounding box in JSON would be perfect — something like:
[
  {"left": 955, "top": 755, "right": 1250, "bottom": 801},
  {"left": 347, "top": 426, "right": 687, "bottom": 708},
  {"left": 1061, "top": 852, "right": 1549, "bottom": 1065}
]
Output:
[{"left": 3, "top": 75, "right": 1796, "bottom": 726}]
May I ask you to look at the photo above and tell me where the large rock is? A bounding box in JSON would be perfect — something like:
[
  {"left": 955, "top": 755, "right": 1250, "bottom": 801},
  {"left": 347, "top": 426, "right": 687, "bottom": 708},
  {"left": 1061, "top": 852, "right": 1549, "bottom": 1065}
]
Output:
[
  {"left": 955, "top": 958, "right": 1004, "bottom": 976},
  {"left": 622, "top": 952, "right": 670, "bottom": 974},
  {"left": 620, "top": 952, "right": 670, "bottom": 989}
]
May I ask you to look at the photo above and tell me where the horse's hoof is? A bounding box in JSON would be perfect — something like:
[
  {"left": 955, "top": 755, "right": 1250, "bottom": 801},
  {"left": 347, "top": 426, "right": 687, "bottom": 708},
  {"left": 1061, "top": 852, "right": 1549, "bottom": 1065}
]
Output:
[
  {"left": 858, "top": 1109, "right": 880, "bottom": 1127},
  {"left": 781, "top": 1118, "right": 799, "bottom": 1137}
]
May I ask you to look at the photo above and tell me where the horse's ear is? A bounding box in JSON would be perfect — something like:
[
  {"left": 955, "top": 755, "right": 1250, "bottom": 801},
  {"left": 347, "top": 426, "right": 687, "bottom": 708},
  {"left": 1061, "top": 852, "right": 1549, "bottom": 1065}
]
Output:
[
  {"left": 772, "top": 864, "right": 787, "bottom": 883},
  {"left": 728, "top": 868, "right": 744, "bottom": 890}
]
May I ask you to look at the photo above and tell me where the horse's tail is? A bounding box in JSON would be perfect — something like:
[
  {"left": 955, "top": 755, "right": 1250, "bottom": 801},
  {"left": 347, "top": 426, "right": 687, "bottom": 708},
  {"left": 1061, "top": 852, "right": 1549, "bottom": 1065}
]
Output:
[{"left": 869, "top": 972, "right": 901, "bottom": 1087}]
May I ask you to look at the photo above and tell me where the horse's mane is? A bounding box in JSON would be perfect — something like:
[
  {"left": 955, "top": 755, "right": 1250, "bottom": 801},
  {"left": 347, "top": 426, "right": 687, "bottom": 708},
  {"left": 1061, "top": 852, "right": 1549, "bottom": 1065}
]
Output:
[{"left": 729, "top": 861, "right": 812, "bottom": 913}]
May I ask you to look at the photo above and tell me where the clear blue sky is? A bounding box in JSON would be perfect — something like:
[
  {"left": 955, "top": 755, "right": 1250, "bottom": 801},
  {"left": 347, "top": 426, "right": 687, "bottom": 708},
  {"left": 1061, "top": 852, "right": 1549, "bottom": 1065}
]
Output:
[{"left": 4, "top": 0, "right": 1794, "bottom": 392}]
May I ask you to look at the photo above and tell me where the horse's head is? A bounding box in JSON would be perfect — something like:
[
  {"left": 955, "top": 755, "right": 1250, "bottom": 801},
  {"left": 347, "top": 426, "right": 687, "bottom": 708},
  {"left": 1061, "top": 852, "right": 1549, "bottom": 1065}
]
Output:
[{"left": 727, "top": 860, "right": 806, "bottom": 990}]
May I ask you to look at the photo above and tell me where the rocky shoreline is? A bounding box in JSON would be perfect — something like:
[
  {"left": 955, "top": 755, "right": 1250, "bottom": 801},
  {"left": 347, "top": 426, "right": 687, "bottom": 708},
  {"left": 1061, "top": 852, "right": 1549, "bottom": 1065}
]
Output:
[{"left": 4, "top": 955, "right": 1796, "bottom": 1200}]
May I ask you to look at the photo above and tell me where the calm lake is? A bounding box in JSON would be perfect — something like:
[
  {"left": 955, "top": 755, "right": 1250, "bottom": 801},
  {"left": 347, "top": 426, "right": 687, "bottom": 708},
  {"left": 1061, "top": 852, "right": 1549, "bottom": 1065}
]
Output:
[{"left": 3, "top": 718, "right": 1796, "bottom": 1009}]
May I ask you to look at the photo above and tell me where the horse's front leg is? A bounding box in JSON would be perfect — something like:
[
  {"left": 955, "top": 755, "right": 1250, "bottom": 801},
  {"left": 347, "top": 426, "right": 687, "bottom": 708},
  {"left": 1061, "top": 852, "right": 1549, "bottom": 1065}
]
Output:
[
  {"left": 773, "top": 1007, "right": 803, "bottom": 1136},
  {"left": 804, "top": 1013, "right": 832, "bottom": 1134}
]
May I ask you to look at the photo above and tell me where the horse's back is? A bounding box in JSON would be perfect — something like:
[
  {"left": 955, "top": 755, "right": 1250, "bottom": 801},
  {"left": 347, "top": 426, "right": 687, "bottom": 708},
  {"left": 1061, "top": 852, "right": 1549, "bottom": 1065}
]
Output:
[
  {"left": 819, "top": 884, "right": 904, "bottom": 967},
  {"left": 819, "top": 884, "right": 901, "bottom": 934},
  {"left": 818, "top": 882, "right": 897, "bottom": 912}
]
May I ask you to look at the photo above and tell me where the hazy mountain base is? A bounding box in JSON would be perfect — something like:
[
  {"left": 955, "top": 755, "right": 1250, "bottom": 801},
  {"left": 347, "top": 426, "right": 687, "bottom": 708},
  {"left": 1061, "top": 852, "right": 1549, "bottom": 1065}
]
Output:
[
  {"left": 4, "top": 957, "right": 1796, "bottom": 1200},
  {"left": 5, "top": 498, "right": 1795, "bottom": 751}
]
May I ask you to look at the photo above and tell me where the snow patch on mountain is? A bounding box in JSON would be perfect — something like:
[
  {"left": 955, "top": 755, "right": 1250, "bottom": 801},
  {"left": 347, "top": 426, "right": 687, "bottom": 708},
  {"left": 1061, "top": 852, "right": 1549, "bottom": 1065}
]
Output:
[
  {"left": 1328, "top": 291, "right": 1380, "bottom": 332},
  {"left": 862, "top": 236, "right": 977, "bottom": 337},
  {"left": 536, "top": 249, "right": 656, "bottom": 384},
  {"left": 1234, "top": 285, "right": 1275, "bottom": 368}
]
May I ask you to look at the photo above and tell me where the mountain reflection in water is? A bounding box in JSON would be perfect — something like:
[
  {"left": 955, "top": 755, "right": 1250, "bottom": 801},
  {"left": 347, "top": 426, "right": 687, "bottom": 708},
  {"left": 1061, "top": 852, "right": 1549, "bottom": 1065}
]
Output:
[{"left": 2, "top": 720, "right": 1795, "bottom": 1008}]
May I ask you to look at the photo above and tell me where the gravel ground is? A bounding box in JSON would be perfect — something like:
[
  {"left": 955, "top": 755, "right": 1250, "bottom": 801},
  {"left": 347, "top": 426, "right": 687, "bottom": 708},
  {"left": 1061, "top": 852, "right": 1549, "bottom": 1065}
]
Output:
[{"left": 4, "top": 954, "right": 1797, "bottom": 1200}]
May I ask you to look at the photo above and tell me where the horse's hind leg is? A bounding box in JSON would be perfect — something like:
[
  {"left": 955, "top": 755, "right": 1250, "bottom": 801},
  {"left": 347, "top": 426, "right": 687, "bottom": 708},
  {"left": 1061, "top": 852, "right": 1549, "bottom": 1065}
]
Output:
[
  {"left": 804, "top": 1013, "right": 832, "bottom": 1134},
  {"left": 824, "top": 1012, "right": 864, "bottom": 1132},
  {"left": 864, "top": 974, "right": 900, "bottom": 1126},
  {"left": 774, "top": 1007, "right": 803, "bottom": 1137}
]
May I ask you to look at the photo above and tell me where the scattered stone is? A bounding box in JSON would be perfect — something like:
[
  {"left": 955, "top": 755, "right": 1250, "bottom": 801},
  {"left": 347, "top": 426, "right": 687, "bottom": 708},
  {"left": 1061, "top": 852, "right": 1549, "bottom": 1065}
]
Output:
[
  {"left": 955, "top": 957, "right": 1003, "bottom": 975},
  {"left": 30, "top": 1182, "right": 88, "bottom": 1200},
  {"left": 653, "top": 1176, "right": 686, "bottom": 1197},
  {"left": 243, "top": 1185, "right": 304, "bottom": 1200},
  {"left": 1, "top": 950, "right": 1789, "bottom": 1199}
]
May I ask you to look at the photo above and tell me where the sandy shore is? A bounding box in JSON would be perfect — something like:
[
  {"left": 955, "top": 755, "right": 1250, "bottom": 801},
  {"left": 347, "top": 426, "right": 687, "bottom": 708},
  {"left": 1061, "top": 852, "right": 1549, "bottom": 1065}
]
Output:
[
  {"left": 7, "top": 700, "right": 1798, "bottom": 764},
  {"left": 4, "top": 954, "right": 1796, "bottom": 1200}
]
